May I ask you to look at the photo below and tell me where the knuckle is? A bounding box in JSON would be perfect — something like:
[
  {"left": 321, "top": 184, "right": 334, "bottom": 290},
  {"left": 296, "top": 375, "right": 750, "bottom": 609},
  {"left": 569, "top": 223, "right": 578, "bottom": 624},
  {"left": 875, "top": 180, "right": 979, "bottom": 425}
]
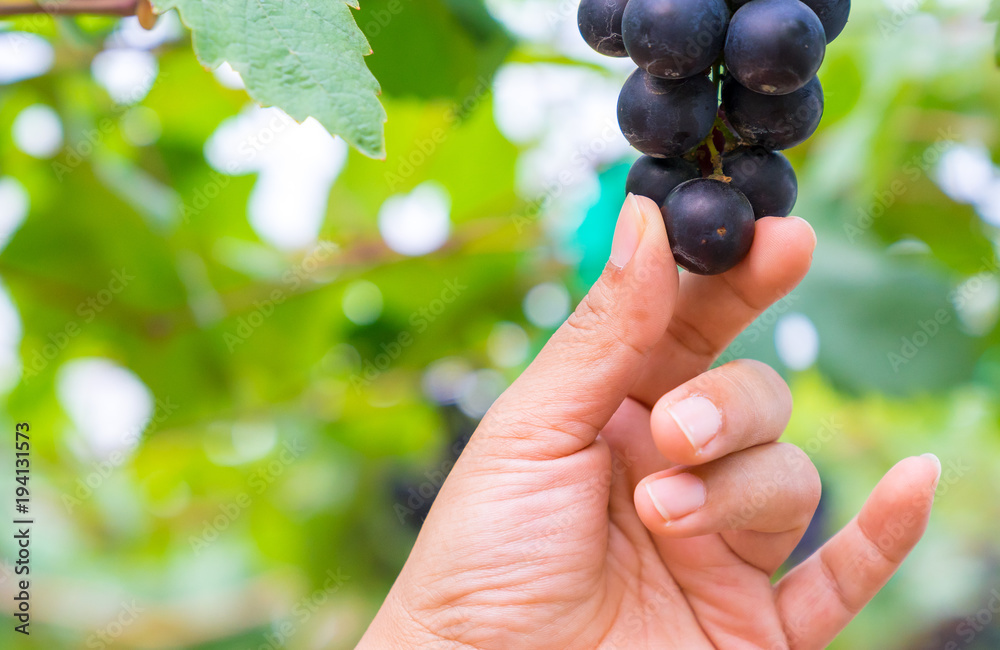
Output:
[
  {"left": 565, "top": 290, "right": 612, "bottom": 340},
  {"left": 732, "top": 358, "right": 788, "bottom": 393},
  {"left": 564, "top": 284, "right": 645, "bottom": 359},
  {"left": 777, "top": 442, "right": 822, "bottom": 506},
  {"left": 723, "top": 359, "right": 793, "bottom": 415}
]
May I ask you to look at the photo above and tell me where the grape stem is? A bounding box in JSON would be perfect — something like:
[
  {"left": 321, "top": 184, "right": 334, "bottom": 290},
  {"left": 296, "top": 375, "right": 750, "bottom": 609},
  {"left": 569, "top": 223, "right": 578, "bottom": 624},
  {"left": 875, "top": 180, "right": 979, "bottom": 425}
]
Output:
[
  {"left": 705, "top": 63, "right": 732, "bottom": 181},
  {"left": 705, "top": 135, "right": 729, "bottom": 182},
  {"left": 716, "top": 116, "right": 738, "bottom": 150}
]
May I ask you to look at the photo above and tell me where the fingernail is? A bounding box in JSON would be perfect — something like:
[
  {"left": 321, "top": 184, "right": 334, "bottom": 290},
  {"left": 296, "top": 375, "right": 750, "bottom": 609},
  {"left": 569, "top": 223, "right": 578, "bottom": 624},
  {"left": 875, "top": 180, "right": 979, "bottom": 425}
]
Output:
[
  {"left": 921, "top": 453, "right": 942, "bottom": 489},
  {"left": 665, "top": 396, "right": 722, "bottom": 452},
  {"left": 610, "top": 194, "right": 643, "bottom": 269},
  {"left": 645, "top": 474, "right": 706, "bottom": 523}
]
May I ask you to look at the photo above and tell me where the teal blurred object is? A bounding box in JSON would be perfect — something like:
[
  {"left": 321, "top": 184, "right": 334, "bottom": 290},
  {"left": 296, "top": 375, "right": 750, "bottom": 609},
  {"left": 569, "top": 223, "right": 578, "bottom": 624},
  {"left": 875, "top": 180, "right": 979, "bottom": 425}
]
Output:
[{"left": 575, "top": 162, "right": 632, "bottom": 287}]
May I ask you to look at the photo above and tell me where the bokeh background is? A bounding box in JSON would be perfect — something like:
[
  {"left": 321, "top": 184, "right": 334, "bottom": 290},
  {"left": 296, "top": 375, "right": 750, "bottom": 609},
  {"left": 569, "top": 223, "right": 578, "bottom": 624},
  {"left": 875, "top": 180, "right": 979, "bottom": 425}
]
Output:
[{"left": 1, "top": 0, "right": 1000, "bottom": 647}]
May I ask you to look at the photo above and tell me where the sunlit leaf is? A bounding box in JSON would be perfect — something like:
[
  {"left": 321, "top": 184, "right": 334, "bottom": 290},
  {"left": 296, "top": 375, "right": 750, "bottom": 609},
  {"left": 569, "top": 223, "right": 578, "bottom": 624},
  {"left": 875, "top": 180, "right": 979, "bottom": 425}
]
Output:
[{"left": 153, "top": 0, "right": 387, "bottom": 158}]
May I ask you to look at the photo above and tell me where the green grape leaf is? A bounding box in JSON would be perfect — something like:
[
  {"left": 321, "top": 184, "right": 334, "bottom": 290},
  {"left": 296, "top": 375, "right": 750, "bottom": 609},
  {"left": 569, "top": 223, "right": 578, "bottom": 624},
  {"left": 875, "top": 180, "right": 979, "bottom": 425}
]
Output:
[{"left": 152, "top": 0, "right": 387, "bottom": 158}]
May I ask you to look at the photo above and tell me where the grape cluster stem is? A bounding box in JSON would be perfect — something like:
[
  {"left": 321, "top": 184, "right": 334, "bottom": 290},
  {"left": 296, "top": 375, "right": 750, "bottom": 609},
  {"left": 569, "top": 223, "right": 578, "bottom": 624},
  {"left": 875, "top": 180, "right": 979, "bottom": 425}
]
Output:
[
  {"left": 705, "top": 63, "right": 732, "bottom": 182},
  {"left": 705, "top": 135, "right": 730, "bottom": 182}
]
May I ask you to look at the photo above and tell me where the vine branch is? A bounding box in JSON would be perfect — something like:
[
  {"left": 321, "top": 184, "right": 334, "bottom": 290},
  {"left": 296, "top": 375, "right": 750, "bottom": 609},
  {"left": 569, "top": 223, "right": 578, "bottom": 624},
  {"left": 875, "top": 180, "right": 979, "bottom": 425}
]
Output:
[{"left": 0, "top": 0, "right": 138, "bottom": 16}]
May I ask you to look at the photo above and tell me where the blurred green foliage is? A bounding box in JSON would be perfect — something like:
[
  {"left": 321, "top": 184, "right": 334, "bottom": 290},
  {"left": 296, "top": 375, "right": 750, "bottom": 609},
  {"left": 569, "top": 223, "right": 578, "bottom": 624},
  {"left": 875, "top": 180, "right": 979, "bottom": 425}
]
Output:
[{"left": 1, "top": 1, "right": 1000, "bottom": 649}]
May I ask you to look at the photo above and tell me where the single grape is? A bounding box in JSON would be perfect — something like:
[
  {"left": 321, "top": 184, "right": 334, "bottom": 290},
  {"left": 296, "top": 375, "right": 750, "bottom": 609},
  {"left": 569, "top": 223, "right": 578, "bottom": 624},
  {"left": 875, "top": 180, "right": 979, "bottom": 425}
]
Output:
[
  {"left": 622, "top": 0, "right": 730, "bottom": 79},
  {"left": 578, "top": 0, "right": 631, "bottom": 57},
  {"left": 617, "top": 69, "right": 717, "bottom": 159},
  {"left": 723, "top": 146, "right": 798, "bottom": 220},
  {"left": 800, "top": 0, "right": 850, "bottom": 42},
  {"left": 625, "top": 156, "right": 701, "bottom": 206},
  {"left": 724, "top": 0, "right": 826, "bottom": 95},
  {"left": 722, "top": 75, "right": 824, "bottom": 150},
  {"left": 662, "top": 178, "right": 756, "bottom": 275}
]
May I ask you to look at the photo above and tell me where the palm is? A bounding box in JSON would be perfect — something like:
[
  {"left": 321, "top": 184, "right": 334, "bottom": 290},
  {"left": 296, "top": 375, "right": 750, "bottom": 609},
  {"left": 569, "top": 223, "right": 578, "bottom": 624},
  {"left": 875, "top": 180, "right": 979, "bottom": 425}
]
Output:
[{"left": 397, "top": 400, "right": 794, "bottom": 649}]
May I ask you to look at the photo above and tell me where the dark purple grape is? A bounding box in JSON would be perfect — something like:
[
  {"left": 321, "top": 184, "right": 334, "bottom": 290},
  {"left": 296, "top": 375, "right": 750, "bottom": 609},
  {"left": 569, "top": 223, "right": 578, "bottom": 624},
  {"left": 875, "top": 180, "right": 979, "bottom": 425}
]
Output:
[
  {"left": 617, "top": 69, "right": 717, "bottom": 159},
  {"left": 578, "top": 0, "right": 631, "bottom": 57},
  {"left": 722, "top": 75, "right": 823, "bottom": 150},
  {"left": 801, "top": 0, "right": 850, "bottom": 42},
  {"left": 662, "top": 178, "right": 755, "bottom": 275},
  {"left": 724, "top": 0, "right": 826, "bottom": 95},
  {"left": 722, "top": 146, "right": 798, "bottom": 220},
  {"left": 622, "top": 0, "right": 730, "bottom": 79},
  {"left": 625, "top": 156, "right": 701, "bottom": 205}
]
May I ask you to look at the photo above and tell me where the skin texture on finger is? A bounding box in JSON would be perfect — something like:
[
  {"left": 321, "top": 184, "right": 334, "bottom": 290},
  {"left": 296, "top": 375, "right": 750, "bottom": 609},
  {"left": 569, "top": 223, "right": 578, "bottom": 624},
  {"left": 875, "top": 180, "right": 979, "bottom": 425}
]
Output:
[
  {"left": 634, "top": 443, "right": 821, "bottom": 565},
  {"left": 774, "top": 455, "right": 940, "bottom": 650},
  {"left": 650, "top": 359, "right": 793, "bottom": 466},
  {"left": 481, "top": 195, "right": 679, "bottom": 460},
  {"left": 629, "top": 216, "right": 815, "bottom": 409}
]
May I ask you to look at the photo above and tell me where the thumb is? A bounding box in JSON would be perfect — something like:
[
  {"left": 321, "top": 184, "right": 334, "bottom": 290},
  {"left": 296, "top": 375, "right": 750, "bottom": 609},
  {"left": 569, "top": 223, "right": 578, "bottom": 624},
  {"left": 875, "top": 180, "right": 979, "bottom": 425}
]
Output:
[{"left": 482, "top": 194, "right": 678, "bottom": 459}]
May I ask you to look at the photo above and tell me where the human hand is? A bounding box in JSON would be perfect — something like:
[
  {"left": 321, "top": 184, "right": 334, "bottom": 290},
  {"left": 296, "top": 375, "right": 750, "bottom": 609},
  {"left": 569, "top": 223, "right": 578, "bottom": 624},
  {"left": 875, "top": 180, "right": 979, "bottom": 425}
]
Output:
[{"left": 359, "top": 195, "right": 940, "bottom": 649}]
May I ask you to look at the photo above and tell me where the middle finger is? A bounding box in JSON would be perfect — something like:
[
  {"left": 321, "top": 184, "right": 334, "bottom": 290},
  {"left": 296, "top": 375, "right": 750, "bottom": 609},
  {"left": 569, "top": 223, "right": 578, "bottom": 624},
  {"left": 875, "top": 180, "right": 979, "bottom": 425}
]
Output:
[{"left": 628, "top": 216, "right": 815, "bottom": 409}]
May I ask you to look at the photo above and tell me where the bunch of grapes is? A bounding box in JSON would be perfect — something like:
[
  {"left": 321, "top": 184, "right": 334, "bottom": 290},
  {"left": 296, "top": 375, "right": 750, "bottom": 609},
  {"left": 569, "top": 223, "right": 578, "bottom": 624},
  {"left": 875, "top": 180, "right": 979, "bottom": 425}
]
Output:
[{"left": 579, "top": 0, "right": 849, "bottom": 275}]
